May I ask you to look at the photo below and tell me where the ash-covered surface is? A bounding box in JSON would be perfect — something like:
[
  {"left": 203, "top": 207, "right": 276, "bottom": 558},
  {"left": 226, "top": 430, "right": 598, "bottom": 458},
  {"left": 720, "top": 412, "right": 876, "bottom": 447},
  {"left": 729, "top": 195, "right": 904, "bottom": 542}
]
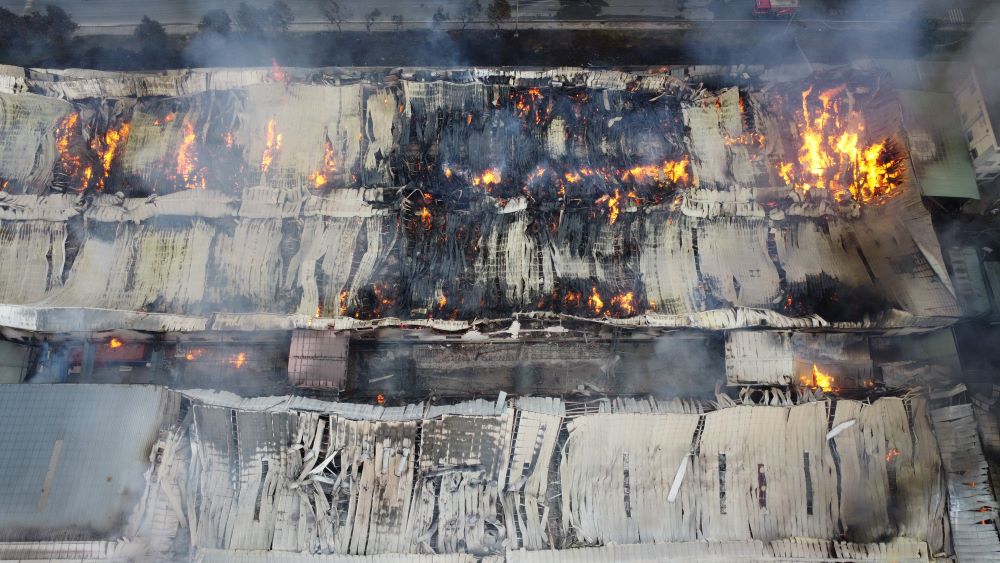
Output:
[{"left": 0, "top": 65, "right": 959, "bottom": 332}]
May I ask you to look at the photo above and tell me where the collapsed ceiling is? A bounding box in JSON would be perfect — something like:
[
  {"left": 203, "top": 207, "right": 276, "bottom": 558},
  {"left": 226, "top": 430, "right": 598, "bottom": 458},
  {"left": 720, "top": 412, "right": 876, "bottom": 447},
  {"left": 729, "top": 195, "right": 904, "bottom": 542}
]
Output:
[{"left": 0, "top": 65, "right": 959, "bottom": 333}]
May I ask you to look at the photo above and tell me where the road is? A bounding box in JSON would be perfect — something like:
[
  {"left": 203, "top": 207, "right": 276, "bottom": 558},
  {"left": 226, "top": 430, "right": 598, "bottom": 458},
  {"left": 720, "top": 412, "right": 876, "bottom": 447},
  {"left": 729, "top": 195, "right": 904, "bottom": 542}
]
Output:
[{"left": 0, "top": 0, "right": 938, "bottom": 30}]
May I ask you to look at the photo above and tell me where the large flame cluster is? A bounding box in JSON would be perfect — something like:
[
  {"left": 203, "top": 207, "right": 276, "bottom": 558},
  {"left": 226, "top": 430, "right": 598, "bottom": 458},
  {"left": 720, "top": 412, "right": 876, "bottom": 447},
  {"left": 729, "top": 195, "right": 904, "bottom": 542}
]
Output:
[
  {"left": 777, "top": 85, "right": 904, "bottom": 204},
  {"left": 55, "top": 113, "right": 131, "bottom": 192},
  {"left": 799, "top": 363, "right": 836, "bottom": 393}
]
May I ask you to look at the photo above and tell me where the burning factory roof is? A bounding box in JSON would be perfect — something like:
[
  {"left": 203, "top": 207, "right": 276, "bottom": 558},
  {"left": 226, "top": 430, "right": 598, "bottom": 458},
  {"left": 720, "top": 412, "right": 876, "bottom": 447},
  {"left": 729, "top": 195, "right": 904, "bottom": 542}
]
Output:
[{"left": 0, "top": 65, "right": 960, "bottom": 333}]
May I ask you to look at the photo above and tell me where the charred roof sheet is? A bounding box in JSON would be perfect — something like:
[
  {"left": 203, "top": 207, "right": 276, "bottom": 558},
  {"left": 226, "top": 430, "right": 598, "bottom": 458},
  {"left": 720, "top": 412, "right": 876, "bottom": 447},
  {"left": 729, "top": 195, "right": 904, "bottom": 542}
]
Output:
[{"left": 0, "top": 66, "right": 960, "bottom": 332}]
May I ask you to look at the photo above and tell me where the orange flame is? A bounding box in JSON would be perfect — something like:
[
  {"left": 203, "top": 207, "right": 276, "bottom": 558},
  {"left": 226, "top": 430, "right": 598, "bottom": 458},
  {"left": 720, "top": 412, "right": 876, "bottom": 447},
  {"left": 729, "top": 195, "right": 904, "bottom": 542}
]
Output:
[
  {"left": 183, "top": 348, "right": 205, "bottom": 361},
  {"left": 376, "top": 393, "right": 386, "bottom": 405},
  {"left": 418, "top": 206, "right": 433, "bottom": 229},
  {"left": 587, "top": 286, "right": 604, "bottom": 314},
  {"left": 56, "top": 113, "right": 89, "bottom": 191},
  {"left": 270, "top": 58, "right": 289, "bottom": 83},
  {"left": 595, "top": 189, "right": 623, "bottom": 224},
  {"left": 261, "top": 118, "right": 283, "bottom": 174},
  {"left": 90, "top": 122, "right": 130, "bottom": 192},
  {"left": 176, "top": 121, "right": 205, "bottom": 189},
  {"left": 108, "top": 337, "right": 124, "bottom": 349},
  {"left": 621, "top": 156, "right": 691, "bottom": 185},
  {"left": 229, "top": 351, "right": 247, "bottom": 369},
  {"left": 799, "top": 363, "right": 835, "bottom": 393},
  {"left": 610, "top": 292, "right": 636, "bottom": 316},
  {"left": 338, "top": 290, "right": 350, "bottom": 317},
  {"left": 472, "top": 168, "right": 502, "bottom": 188},
  {"left": 437, "top": 294, "right": 447, "bottom": 308},
  {"left": 153, "top": 112, "right": 176, "bottom": 126},
  {"left": 308, "top": 138, "right": 336, "bottom": 188},
  {"left": 885, "top": 448, "right": 901, "bottom": 463},
  {"left": 777, "top": 85, "right": 904, "bottom": 204}
]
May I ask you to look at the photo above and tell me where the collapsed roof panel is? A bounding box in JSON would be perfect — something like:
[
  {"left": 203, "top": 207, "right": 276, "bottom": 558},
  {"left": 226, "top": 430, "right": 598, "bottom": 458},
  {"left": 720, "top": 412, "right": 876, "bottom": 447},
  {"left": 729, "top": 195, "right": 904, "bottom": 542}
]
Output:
[
  {"left": 0, "top": 66, "right": 962, "bottom": 331},
  {"left": 5, "top": 385, "right": 973, "bottom": 560}
]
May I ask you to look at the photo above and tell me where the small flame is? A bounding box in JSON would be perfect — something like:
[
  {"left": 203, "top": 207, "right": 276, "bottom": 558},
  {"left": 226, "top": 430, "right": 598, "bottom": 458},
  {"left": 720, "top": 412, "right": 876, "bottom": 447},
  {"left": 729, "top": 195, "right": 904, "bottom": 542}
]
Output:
[
  {"left": 376, "top": 393, "right": 386, "bottom": 405},
  {"left": 472, "top": 168, "right": 502, "bottom": 188},
  {"left": 229, "top": 352, "right": 247, "bottom": 369},
  {"left": 183, "top": 348, "right": 205, "bottom": 361},
  {"left": 799, "top": 363, "right": 835, "bottom": 393},
  {"left": 108, "top": 337, "right": 124, "bottom": 349},
  {"left": 55, "top": 113, "right": 89, "bottom": 191},
  {"left": 176, "top": 121, "right": 205, "bottom": 190},
  {"left": 437, "top": 294, "right": 447, "bottom": 308},
  {"left": 885, "top": 448, "right": 901, "bottom": 463},
  {"left": 338, "top": 290, "right": 350, "bottom": 317},
  {"left": 418, "top": 207, "right": 433, "bottom": 229},
  {"left": 610, "top": 292, "right": 635, "bottom": 316},
  {"left": 588, "top": 286, "right": 604, "bottom": 315},
  {"left": 620, "top": 156, "right": 692, "bottom": 186},
  {"left": 270, "top": 58, "right": 289, "bottom": 83},
  {"left": 308, "top": 138, "right": 336, "bottom": 188},
  {"left": 595, "top": 189, "right": 623, "bottom": 224},
  {"left": 91, "top": 122, "right": 130, "bottom": 192},
  {"left": 153, "top": 112, "right": 176, "bottom": 126},
  {"left": 261, "top": 118, "right": 283, "bottom": 174},
  {"left": 224, "top": 132, "right": 235, "bottom": 149}
]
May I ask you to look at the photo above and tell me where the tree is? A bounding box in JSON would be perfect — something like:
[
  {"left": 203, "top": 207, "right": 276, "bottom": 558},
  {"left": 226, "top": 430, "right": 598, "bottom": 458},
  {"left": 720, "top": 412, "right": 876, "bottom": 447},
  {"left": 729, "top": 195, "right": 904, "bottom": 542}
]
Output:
[
  {"left": 432, "top": 7, "right": 450, "bottom": 27},
  {"left": 134, "top": 16, "right": 168, "bottom": 49},
  {"left": 320, "top": 0, "right": 344, "bottom": 32},
  {"left": 198, "top": 9, "right": 232, "bottom": 35},
  {"left": 459, "top": 0, "right": 482, "bottom": 31},
  {"left": 391, "top": 14, "right": 404, "bottom": 31},
  {"left": 486, "top": 0, "right": 511, "bottom": 32},
  {"left": 365, "top": 8, "right": 381, "bottom": 32},
  {"left": 267, "top": 0, "right": 294, "bottom": 32},
  {"left": 236, "top": 1, "right": 293, "bottom": 35}
]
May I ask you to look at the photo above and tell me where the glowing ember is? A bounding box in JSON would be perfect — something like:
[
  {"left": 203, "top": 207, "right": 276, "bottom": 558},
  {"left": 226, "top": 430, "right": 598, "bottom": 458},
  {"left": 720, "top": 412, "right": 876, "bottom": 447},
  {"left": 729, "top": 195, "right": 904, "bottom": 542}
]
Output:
[
  {"left": 108, "top": 337, "right": 124, "bottom": 349},
  {"left": 587, "top": 286, "right": 604, "bottom": 315},
  {"left": 444, "top": 166, "right": 453, "bottom": 179},
  {"left": 184, "top": 348, "right": 205, "bottom": 361},
  {"left": 308, "top": 138, "right": 336, "bottom": 188},
  {"left": 472, "top": 168, "right": 502, "bottom": 188},
  {"left": 437, "top": 294, "right": 447, "bottom": 308},
  {"left": 885, "top": 448, "right": 901, "bottom": 463},
  {"left": 799, "top": 363, "right": 836, "bottom": 393},
  {"left": 0, "top": 180, "right": 8, "bottom": 191},
  {"left": 176, "top": 121, "right": 205, "bottom": 189},
  {"left": 776, "top": 85, "right": 904, "bottom": 204},
  {"left": 376, "top": 393, "right": 386, "bottom": 405},
  {"left": 229, "top": 351, "right": 247, "bottom": 369},
  {"left": 261, "top": 118, "right": 283, "bottom": 174}
]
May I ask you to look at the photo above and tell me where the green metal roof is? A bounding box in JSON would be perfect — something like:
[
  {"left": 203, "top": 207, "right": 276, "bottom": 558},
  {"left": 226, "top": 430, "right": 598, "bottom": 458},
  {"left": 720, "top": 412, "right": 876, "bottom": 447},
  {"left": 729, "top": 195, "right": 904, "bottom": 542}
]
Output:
[{"left": 898, "top": 89, "right": 980, "bottom": 200}]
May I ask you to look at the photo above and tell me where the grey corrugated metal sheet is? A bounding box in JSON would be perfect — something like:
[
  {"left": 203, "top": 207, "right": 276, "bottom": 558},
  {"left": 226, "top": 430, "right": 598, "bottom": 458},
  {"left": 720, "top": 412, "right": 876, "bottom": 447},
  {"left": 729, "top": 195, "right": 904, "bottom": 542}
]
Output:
[
  {"left": 195, "top": 549, "right": 475, "bottom": 562},
  {"left": 0, "top": 385, "right": 178, "bottom": 542},
  {"left": 506, "top": 538, "right": 930, "bottom": 562}
]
